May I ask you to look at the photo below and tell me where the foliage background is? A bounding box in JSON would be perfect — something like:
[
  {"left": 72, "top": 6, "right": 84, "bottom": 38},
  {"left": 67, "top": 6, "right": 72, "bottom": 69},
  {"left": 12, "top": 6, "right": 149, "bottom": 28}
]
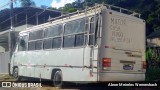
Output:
[
  {"left": 52, "top": 0, "right": 160, "bottom": 36},
  {"left": 18, "top": 0, "right": 160, "bottom": 35}
]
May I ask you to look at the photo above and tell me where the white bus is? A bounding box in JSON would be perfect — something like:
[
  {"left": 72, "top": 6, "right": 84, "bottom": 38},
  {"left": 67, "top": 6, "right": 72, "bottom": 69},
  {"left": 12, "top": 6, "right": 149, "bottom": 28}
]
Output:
[{"left": 10, "top": 4, "right": 146, "bottom": 86}]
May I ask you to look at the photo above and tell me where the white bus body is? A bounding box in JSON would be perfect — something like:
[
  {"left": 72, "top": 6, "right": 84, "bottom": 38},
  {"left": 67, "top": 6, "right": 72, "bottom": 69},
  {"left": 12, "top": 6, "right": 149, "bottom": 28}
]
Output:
[{"left": 10, "top": 4, "right": 146, "bottom": 84}]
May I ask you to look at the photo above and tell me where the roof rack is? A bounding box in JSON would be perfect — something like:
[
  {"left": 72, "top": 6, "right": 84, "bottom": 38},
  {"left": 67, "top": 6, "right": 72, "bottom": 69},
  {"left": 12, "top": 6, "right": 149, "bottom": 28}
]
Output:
[
  {"left": 48, "top": 4, "right": 102, "bottom": 21},
  {"left": 48, "top": 4, "right": 141, "bottom": 22},
  {"left": 104, "top": 4, "right": 141, "bottom": 18}
]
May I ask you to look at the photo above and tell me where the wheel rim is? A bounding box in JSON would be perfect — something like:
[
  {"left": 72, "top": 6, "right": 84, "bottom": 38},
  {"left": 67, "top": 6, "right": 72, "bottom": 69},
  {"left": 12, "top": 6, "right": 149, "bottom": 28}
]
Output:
[
  {"left": 54, "top": 71, "right": 62, "bottom": 86},
  {"left": 13, "top": 68, "right": 18, "bottom": 79}
]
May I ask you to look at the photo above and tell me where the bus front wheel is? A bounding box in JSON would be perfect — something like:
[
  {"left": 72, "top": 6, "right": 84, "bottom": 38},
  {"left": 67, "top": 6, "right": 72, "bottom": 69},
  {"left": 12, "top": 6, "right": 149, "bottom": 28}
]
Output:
[
  {"left": 53, "top": 70, "right": 63, "bottom": 87},
  {"left": 13, "top": 67, "right": 21, "bottom": 81}
]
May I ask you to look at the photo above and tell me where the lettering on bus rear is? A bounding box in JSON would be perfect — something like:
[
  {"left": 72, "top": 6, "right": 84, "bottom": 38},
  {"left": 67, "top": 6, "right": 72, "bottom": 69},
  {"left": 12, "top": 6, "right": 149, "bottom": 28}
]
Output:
[{"left": 109, "top": 17, "right": 132, "bottom": 44}]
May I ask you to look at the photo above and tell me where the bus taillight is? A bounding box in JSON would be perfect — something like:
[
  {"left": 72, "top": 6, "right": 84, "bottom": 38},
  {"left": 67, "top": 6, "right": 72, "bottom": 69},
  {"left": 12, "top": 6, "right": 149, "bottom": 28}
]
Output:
[{"left": 102, "top": 58, "right": 111, "bottom": 70}]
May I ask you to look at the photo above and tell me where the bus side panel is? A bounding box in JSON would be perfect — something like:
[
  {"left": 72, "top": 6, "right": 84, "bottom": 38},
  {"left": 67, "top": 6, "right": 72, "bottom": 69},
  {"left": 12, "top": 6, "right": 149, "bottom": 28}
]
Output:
[{"left": 15, "top": 47, "right": 98, "bottom": 81}]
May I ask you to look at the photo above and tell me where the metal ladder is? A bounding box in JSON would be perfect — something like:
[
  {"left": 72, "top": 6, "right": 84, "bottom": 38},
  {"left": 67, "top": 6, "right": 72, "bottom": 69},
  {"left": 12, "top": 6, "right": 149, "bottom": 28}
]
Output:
[
  {"left": 90, "top": 8, "right": 102, "bottom": 80},
  {"left": 80, "top": 4, "right": 102, "bottom": 81},
  {"left": 90, "top": 46, "right": 99, "bottom": 73}
]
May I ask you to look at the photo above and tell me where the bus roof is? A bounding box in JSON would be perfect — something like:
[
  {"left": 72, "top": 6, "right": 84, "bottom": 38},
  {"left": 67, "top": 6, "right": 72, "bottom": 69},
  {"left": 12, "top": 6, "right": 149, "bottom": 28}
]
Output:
[{"left": 19, "top": 4, "right": 141, "bottom": 34}]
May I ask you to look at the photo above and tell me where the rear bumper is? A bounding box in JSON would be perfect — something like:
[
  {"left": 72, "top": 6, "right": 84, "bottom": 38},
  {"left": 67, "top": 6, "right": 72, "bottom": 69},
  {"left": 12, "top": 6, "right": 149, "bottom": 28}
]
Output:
[{"left": 99, "top": 72, "right": 145, "bottom": 81}]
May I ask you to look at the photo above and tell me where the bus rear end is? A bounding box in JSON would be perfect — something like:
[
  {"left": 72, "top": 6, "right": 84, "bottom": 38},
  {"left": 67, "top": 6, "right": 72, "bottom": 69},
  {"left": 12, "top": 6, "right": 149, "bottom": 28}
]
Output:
[{"left": 99, "top": 8, "right": 146, "bottom": 81}]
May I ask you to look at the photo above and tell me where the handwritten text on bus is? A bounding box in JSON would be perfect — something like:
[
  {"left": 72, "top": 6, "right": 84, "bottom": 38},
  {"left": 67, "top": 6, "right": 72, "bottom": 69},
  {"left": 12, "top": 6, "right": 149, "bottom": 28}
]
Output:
[{"left": 109, "top": 17, "right": 131, "bottom": 43}]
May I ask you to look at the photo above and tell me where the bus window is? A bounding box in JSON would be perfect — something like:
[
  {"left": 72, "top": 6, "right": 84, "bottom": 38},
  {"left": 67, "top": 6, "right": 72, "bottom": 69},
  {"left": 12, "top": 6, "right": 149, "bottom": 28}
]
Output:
[
  {"left": 89, "top": 35, "right": 94, "bottom": 45},
  {"left": 64, "top": 19, "right": 85, "bottom": 35},
  {"left": 90, "top": 17, "right": 95, "bottom": 34},
  {"left": 18, "top": 36, "right": 28, "bottom": 51},
  {"left": 77, "top": 19, "right": 85, "bottom": 33},
  {"left": 28, "top": 29, "right": 43, "bottom": 51},
  {"left": 35, "top": 40, "right": 43, "bottom": 50},
  {"left": 75, "top": 34, "right": 84, "bottom": 46},
  {"left": 44, "top": 39, "right": 52, "bottom": 49},
  {"left": 85, "top": 24, "right": 89, "bottom": 33},
  {"left": 64, "top": 21, "right": 75, "bottom": 35},
  {"left": 29, "top": 30, "right": 43, "bottom": 40},
  {"left": 28, "top": 41, "right": 36, "bottom": 50},
  {"left": 64, "top": 18, "right": 86, "bottom": 48},
  {"left": 52, "top": 37, "right": 61, "bottom": 48},
  {"left": 63, "top": 35, "right": 75, "bottom": 48},
  {"left": 89, "top": 15, "right": 99, "bottom": 45},
  {"left": 44, "top": 25, "right": 62, "bottom": 38}
]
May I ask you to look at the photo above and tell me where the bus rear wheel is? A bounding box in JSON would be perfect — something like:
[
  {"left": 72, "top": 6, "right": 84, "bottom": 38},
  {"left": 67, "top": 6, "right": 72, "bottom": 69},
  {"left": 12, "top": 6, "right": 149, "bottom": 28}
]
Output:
[
  {"left": 53, "top": 70, "right": 63, "bottom": 87},
  {"left": 13, "top": 67, "right": 21, "bottom": 81}
]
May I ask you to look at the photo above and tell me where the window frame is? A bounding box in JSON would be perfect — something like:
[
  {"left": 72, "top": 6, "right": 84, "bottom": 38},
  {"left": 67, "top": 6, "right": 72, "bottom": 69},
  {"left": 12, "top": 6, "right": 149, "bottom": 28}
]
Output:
[
  {"left": 43, "top": 38, "right": 53, "bottom": 50},
  {"left": 88, "top": 15, "right": 99, "bottom": 46},
  {"left": 28, "top": 41, "right": 36, "bottom": 51},
  {"left": 28, "top": 29, "right": 44, "bottom": 51},
  {"left": 44, "top": 24, "right": 63, "bottom": 38},
  {"left": 52, "top": 37, "right": 62, "bottom": 49},
  {"left": 22, "top": 15, "right": 100, "bottom": 51},
  {"left": 63, "top": 18, "right": 87, "bottom": 48},
  {"left": 43, "top": 24, "right": 63, "bottom": 50},
  {"left": 29, "top": 29, "right": 43, "bottom": 40}
]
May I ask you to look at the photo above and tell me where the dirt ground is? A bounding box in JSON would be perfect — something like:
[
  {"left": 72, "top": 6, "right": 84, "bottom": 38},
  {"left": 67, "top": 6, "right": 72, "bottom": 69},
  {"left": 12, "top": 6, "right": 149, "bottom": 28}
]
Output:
[{"left": 0, "top": 74, "right": 15, "bottom": 81}]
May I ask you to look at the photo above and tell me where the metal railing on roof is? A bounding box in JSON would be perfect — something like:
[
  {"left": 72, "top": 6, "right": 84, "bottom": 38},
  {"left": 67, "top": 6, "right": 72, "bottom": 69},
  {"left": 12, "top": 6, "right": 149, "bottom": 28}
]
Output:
[
  {"left": 48, "top": 4, "right": 141, "bottom": 22},
  {"left": 104, "top": 4, "right": 141, "bottom": 18},
  {"left": 48, "top": 4, "right": 102, "bottom": 21}
]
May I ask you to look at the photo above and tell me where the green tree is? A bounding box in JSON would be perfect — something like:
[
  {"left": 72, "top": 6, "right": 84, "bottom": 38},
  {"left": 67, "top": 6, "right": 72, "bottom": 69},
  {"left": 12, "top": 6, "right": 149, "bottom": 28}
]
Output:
[
  {"left": 49, "top": 0, "right": 160, "bottom": 35},
  {"left": 59, "top": 3, "right": 77, "bottom": 13}
]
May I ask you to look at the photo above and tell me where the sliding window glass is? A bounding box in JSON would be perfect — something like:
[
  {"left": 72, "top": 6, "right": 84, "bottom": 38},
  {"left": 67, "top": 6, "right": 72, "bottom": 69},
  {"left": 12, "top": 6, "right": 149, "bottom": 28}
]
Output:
[
  {"left": 75, "top": 34, "right": 84, "bottom": 46},
  {"left": 29, "top": 30, "right": 43, "bottom": 40},
  {"left": 53, "top": 38, "right": 61, "bottom": 48},
  {"left": 28, "top": 41, "right": 36, "bottom": 50},
  {"left": 28, "top": 29, "right": 44, "bottom": 51},
  {"left": 35, "top": 40, "right": 43, "bottom": 50},
  {"left": 43, "top": 39, "right": 52, "bottom": 49},
  {"left": 43, "top": 24, "right": 62, "bottom": 50},
  {"left": 64, "top": 19, "right": 85, "bottom": 35},
  {"left": 44, "top": 25, "right": 62, "bottom": 38},
  {"left": 63, "top": 35, "right": 75, "bottom": 48},
  {"left": 64, "top": 18, "right": 86, "bottom": 48}
]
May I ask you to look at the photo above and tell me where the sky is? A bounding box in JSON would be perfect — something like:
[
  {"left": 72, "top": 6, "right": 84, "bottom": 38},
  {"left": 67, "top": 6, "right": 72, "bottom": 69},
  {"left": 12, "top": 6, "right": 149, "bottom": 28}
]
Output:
[
  {"left": 0, "top": 0, "right": 76, "bottom": 9},
  {"left": 51, "top": 0, "right": 76, "bottom": 8}
]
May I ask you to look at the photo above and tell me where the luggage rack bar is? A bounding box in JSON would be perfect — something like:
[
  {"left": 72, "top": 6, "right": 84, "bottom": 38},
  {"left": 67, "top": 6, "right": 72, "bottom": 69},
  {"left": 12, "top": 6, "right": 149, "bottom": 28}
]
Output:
[
  {"left": 104, "top": 4, "right": 141, "bottom": 18},
  {"left": 48, "top": 4, "right": 102, "bottom": 22},
  {"left": 48, "top": 4, "right": 141, "bottom": 22}
]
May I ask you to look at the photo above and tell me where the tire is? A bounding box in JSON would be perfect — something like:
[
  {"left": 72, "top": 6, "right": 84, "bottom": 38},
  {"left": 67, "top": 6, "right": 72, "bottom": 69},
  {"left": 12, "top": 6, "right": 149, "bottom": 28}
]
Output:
[
  {"left": 53, "top": 70, "right": 63, "bottom": 87},
  {"left": 13, "top": 67, "right": 21, "bottom": 81}
]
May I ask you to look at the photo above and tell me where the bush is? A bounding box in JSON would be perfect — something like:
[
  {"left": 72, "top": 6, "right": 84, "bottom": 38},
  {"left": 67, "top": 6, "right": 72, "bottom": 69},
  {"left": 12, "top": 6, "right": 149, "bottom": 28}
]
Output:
[{"left": 146, "top": 66, "right": 160, "bottom": 81}]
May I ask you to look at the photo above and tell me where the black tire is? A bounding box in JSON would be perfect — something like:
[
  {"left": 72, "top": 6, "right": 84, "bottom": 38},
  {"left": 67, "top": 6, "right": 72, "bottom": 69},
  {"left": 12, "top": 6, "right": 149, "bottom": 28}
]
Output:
[
  {"left": 13, "top": 67, "right": 21, "bottom": 81},
  {"left": 53, "top": 70, "right": 63, "bottom": 87}
]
